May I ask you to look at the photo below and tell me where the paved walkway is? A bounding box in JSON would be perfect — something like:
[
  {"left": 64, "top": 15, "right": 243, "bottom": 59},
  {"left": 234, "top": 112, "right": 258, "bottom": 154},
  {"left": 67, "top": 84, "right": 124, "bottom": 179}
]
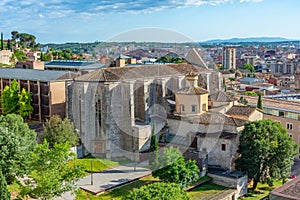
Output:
[{"left": 57, "top": 161, "right": 151, "bottom": 200}]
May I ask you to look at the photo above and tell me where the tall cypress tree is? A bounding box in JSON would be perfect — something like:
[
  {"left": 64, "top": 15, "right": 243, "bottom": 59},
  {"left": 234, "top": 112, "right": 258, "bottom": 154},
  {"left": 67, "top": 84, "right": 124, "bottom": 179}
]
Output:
[
  {"left": 0, "top": 170, "right": 10, "bottom": 200},
  {"left": 257, "top": 93, "right": 263, "bottom": 110},
  {"left": 1, "top": 32, "right": 3, "bottom": 50},
  {"left": 7, "top": 39, "right": 11, "bottom": 50},
  {"left": 149, "top": 122, "right": 158, "bottom": 168}
]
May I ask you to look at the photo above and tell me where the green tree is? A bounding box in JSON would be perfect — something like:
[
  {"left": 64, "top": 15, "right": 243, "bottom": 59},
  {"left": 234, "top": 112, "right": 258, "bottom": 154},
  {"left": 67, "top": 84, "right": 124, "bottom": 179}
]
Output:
[
  {"left": 21, "top": 141, "right": 85, "bottom": 200},
  {"left": 238, "top": 96, "right": 248, "bottom": 105},
  {"left": 0, "top": 170, "right": 10, "bottom": 200},
  {"left": 1, "top": 79, "right": 19, "bottom": 114},
  {"left": 11, "top": 31, "right": 19, "bottom": 41},
  {"left": 40, "top": 52, "right": 52, "bottom": 61},
  {"left": 0, "top": 114, "right": 37, "bottom": 181},
  {"left": 123, "top": 182, "right": 189, "bottom": 200},
  {"left": 18, "top": 88, "right": 34, "bottom": 118},
  {"left": 235, "top": 119, "right": 297, "bottom": 190},
  {"left": 7, "top": 39, "right": 11, "bottom": 50},
  {"left": 19, "top": 33, "right": 36, "bottom": 48},
  {"left": 1, "top": 32, "right": 3, "bottom": 50},
  {"left": 149, "top": 122, "right": 158, "bottom": 168},
  {"left": 228, "top": 77, "right": 235, "bottom": 81},
  {"left": 152, "top": 146, "right": 199, "bottom": 188},
  {"left": 40, "top": 115, "right": 78, "bottom": 147},
  {"left": 257, "top": 93, "right": 263, "bottom": 109},
  {"left": 62, "top": 49, "right": 73, "bottom": 60},
  {"left": 13, "top": 49, "right": 27, "bottom": 61},
  {"left": 244, "top": 91, "right": 258, "bottom": 96},
  {"left": 0, "top": 79, "right": 33, "bottom": 118},
  {"left": 242, "top": 63, "right": 255, "bottom": 73}
]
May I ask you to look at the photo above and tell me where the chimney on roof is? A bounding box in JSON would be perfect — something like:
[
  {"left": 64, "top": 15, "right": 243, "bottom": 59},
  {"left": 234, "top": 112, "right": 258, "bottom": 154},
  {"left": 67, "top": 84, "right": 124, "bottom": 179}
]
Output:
[
  {"left": 116, "top": 57, "right": 125, "bottom": 67},
  {"left": 185, "top": 72, "right": 198, "bottom": 87}
]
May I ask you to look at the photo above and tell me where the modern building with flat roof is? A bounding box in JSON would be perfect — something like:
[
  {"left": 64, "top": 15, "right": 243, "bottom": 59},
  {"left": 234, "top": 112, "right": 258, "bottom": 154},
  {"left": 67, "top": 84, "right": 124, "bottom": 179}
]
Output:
[
  {"left": 16, "top": 60, "right": 106, "bottom": 74},
  {"left": 223, "top": 47, "right": 236, "bottom": 69},
  {"left": 44, "top": 60, "right": 106, "bottom": 74},
  {"left": 0, "top": 68, "right": 77, "bottom": 121}
]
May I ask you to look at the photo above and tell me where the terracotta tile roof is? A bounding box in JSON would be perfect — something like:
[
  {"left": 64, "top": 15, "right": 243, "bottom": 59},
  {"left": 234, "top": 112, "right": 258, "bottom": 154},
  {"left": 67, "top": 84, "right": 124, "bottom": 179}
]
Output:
[
  {"left": 194, "top": 131, "right": 238, "bottom": 139},
  {"left": 239, "top": 95, "right": 300, "bottom": 113},
  {"left": 75, "top": 63, "right": 207, "bottom": 82},
  {"left": 270, "top": 176, "right": 300, "bottom": 199},
  {"left": 176, "top": 86, "right": 208, "bottom": 95},
  {"left": 168, "top": 112, "right": 246, "bottom": 127},
  {"left": 226, "top": 105, "right": 258, "bottom": 117},
  {"left": 56, "top": 71, "right": 79, "bottom": 80},
  {"left": 209, "top": 91, "right": 238, "bottom": 102}
]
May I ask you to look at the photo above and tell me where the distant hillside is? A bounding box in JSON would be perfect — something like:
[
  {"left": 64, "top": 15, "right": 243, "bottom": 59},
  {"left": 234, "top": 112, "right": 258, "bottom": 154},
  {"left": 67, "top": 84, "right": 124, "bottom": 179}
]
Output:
[{"left": 202, "top": 37, "right": 298, "bottom": 44}]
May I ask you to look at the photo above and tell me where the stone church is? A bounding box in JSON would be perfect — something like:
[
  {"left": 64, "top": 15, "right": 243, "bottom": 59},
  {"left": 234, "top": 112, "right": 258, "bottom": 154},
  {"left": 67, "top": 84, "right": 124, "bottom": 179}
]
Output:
[{"left": 66, "top": 48, "right": 262, "bottom": 170}]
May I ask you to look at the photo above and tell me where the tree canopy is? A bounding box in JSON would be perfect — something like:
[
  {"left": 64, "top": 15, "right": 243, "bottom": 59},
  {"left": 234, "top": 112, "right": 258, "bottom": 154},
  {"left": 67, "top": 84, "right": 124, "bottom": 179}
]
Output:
[
  {"left": 156, "top": 56, "right": 184, "bottom": 63},
  {"left": 152, "top": 146, "right": 199, "bottom": 188},
  {"left": 12, "top": 49, "right": 28, "bottom": 61},
  {"left": 1, "top": 32, "right": 4, "bottom": 51},
  {"left": 149, "top": 122, "right": 158, "bottom": 168},
  {"left": 0, "top": 79, "right": 33, "bottom": 118},
  {"left": 257, "top": 93, "right": 263, "bottom": 109},
  {"left": 242, "top": 63, "right": 255, "bottom": 73},
  {"left": 0, "top": 114, "right": 37, "bottom": 180},
  {"left": 11, "top": 31, "right": 19, "bottom": 41},
  {"left": 244, "top": 91, "right": 258, "bottom": 96},
  {"left": 123, "top": 182, "right": 189, "bottom": 200},
  {"left": 0, "top": 170, "right": 10, "bottom": 200},
  {"left": 21, "top": 141, "right": 85, "bottom": 200},
  {"left": 40, "top": 115, "right": 78, "bottom": 147},
  {"left": 235, "top": 119, "right": 297, "bottom": 190}
]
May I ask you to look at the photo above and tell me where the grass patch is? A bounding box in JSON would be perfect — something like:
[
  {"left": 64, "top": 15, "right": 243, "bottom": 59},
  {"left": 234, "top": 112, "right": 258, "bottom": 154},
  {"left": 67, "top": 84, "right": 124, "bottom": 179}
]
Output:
[
  {"left": 190, "top": 175, "right": 211, "bottom": 186},
  {"left": 76, "top": 175, "right": 158, "bottom": 200},
  {"left": 8, "top": 180, "right": 22, "bottom": 200},
  {"left": 0, "top": 63, "right": 12, "bottom": 68},
  {"left": 242, "top": 180, "right": 282, "bottom": 200},
  {"left": 68, "top": 158, "right": 129, "bottom": 175},
  {"left": 188, "top": 182, "right": 229, "bottom": 199}
]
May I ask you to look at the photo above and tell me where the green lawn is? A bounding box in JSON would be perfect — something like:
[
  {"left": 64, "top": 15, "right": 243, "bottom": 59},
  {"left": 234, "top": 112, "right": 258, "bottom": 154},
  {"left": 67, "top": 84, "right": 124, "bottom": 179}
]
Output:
[
  {"left": 76, "top": 175, "right": 159, "bottom": 200},
  {"left": 242, "top": 180, "right": 283, "bottom": 200},
  {"left": 188, "top": 182, "right": 229, "bottom": 200},
  {"left": 67, "top": 157, "right": 131, "bottom": 175}
]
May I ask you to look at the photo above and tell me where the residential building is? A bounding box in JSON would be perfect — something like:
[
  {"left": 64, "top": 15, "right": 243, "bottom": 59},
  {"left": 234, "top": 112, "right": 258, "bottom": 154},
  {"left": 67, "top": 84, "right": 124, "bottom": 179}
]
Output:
[
  {"left": 241, "top": 95, "right": 300, "bottom": 159},
  {"left": 0, "top": 50, "right": 13, "bottom": 65},
  {"left": 222, "top": 47, "right": 236, "bottom": 69},
  {"left": 242, "top": 54, "right": 257, "bottom": 66},
  {"left": 15, "top": 60, "right": 45, "bottom": 70}
]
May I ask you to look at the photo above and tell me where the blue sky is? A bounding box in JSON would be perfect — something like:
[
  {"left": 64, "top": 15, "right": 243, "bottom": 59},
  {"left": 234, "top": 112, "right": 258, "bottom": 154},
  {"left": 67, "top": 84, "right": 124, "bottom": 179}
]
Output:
[{"left": 0, "top": 0, "right": 299, "bottom": 43}]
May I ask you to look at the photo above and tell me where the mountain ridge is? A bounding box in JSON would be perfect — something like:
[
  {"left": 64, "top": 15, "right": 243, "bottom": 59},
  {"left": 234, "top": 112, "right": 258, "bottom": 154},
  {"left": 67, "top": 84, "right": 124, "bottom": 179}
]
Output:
[{"left": 201, "top": 37, "right": 299, "bottom": 43}]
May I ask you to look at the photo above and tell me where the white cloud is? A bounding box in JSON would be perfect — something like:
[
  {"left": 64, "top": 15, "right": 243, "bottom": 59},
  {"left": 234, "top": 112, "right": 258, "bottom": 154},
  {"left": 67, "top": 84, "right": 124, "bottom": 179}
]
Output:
[{"left": 240, "top": 0, "right": 263, "bottom": 2}]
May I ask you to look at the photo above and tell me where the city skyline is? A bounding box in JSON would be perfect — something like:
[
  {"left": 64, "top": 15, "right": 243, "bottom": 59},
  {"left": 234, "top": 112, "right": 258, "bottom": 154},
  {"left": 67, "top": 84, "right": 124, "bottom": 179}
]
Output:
[{"left": 0, "top": 0, "right": 299, "bottom": 43}]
